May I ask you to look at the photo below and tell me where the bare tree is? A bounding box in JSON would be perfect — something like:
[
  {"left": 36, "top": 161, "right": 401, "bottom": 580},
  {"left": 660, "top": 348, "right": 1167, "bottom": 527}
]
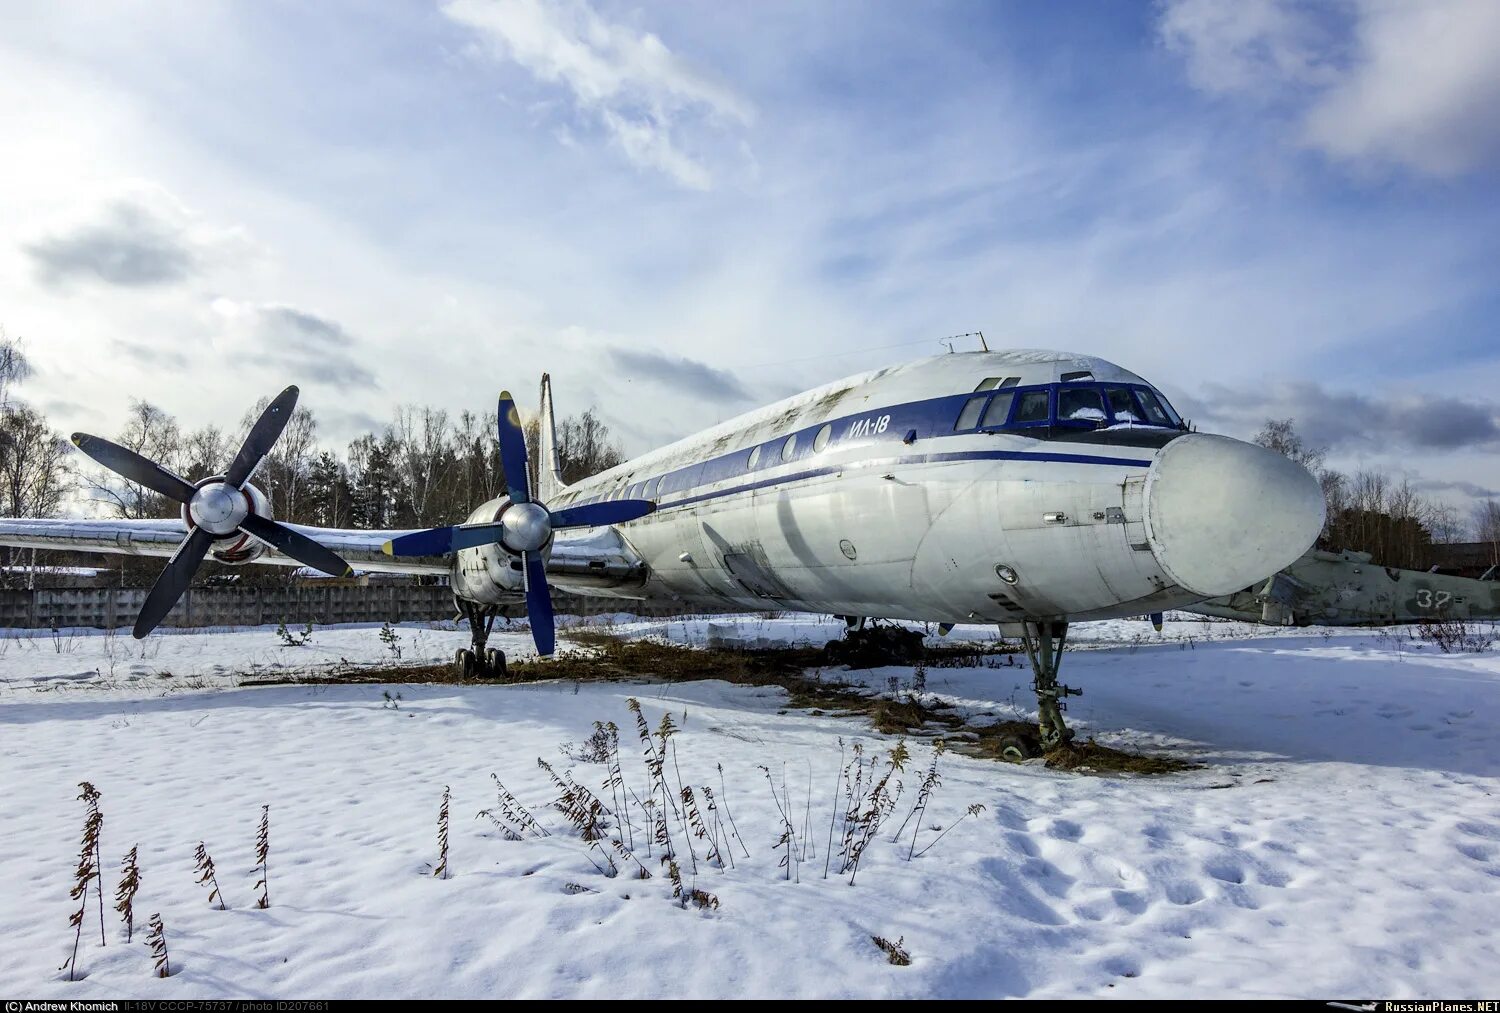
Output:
[
  {"left": 180, "top": 425, "right": 231, "bottom": 483},
  {"left": 1475, "top": 500, "right": 1500, "bottom": 566},
  {"left": 0, "top": 331, "right": 32, "bottom": 409},
  {"left": 555, "top": 408, "right": 625, "bottom": 485},
  {"left": 0, "top": 401, "right": 71, "bottom": 589},
  {"left": 1426, "top": 501, "right": 1467, "bottom": 545},
  {"left": 234, "top": 400, "right": 317, "bottom": 522},
  {"left": 90, "top": 401, "right": 183, "bottom": 519},
  {"left": 1253, "top": 418, "right": 1326, "bottom": 473},
  {"left": 391, "top": 406, "right": 454, "bottom": 526}
]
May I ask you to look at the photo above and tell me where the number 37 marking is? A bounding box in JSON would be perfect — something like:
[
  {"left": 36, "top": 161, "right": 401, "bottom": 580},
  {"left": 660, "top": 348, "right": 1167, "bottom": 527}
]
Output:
[{"left": 1415, "top": 589, "right": 1452, "bottom": 609}]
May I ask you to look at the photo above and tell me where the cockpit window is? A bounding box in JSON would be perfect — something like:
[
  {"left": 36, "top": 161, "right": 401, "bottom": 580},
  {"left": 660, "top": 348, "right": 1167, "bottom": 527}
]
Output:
[
  {"left": 979, "top": 391, "right": 1015, "bottom": 429},
  {"left": 1060, "top": 370, "right": 1094, "bottom": 382},
  {"left": 998, "top": 376, "right": 1020, "bottom": 388},
  {"left": 1058, "top": 386, "right": 1106, "bottom": 424},
  {"left": 1154, "top": 390, "right": 1184, "bottom": 427},
  {"left": 955, "top": 395, "right": 988, "bottom": 431},
  {"left": 973, "top": 377, "right": 1001, "bottom": 392},
  {"left": 1133, "top": 388, "right": 1172, "bottom": 427},
  {"left": 1103, "top": 386, "right": 1139, "bottom": 422},
  {"left": 1014, "top": 390, "right": 1050, "bottom": 424}
]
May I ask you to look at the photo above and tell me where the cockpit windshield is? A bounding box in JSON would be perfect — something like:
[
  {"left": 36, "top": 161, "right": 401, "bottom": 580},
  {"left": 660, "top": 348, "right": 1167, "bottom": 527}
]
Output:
[{"left": 953, "top": 381, "right": 1186, "bottom": 433}]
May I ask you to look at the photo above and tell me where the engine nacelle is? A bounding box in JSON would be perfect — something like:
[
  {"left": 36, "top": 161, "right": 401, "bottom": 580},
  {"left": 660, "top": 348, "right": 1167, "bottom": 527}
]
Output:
[
  {"left": 179, "top": 479, "right": 273, "bottom": 565},
  {"left": 450, "top": 494, "right": 540, "bottom": 604}
]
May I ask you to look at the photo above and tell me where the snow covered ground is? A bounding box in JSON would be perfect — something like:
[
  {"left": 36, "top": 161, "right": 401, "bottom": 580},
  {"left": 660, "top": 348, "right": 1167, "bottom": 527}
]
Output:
[{"left": 1, "top": 614, "right": 1497, "bottom": 998}]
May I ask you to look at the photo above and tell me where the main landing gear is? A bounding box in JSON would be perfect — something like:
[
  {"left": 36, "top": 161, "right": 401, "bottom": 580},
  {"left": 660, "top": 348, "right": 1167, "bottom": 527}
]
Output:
[
  {"left": 454, "top": 600, "right": 507, "bottom": 679},
  {"left": 1018, "top": 619, "right": 1080, "bottom": 752},
  {"left": 823, "top": 616, "right": 926, "bottom": 668}
]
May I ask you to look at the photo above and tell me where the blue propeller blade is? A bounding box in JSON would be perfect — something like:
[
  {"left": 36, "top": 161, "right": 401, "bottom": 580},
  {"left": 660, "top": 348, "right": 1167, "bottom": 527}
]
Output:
[
  {"left": 496, "top": 390, "right": 531, "bottom": 506},
  {"left": 522, "top": 550, "right": 555, "bottom": 656},
  {"left": 550, "top": 499, "right": 655, "bottom": 530},
  {"left": 383, "top": 522, "right": 507, "bottom": 557}
]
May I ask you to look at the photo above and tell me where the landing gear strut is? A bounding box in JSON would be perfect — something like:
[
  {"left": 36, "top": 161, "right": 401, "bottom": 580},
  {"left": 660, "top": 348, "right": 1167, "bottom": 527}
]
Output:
[
  {"left": 1019, "top": 619, "right": 1079, "bottom": 751},
  {"left": 454, "top": 599, "right": 506, "bottom": 679}
]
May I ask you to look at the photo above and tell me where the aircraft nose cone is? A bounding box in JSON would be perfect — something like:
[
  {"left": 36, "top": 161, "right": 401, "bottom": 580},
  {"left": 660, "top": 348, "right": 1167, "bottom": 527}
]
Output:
[{"left": 1145, "top": 433, "right": 1325, "bottom": 598}]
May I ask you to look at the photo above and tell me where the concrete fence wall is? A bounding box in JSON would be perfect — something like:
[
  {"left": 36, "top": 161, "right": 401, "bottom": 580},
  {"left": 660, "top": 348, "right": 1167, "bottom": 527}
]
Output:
[{"left": 0, "top": 586, "right": 715, "bottom": 630}]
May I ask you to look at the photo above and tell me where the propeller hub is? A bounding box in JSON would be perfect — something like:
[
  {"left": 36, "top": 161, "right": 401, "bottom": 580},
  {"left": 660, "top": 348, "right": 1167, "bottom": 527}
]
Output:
[
  {"left": 501, "top": 501, "right": 552, "bottom": 553},
  {"left": 188, "top": 481, "right": 250, "bottom": 537}
]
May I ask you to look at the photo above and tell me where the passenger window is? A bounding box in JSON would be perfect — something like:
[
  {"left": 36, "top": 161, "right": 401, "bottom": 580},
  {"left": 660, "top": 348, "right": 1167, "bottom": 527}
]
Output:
[
  {"left": 645, "top": 477, "right": 660, "bottom": 499},
  {"left": 747, "top": 445, "right": 761, "bottom": 470},
  {"left": 1014, "top": 390, "right": 1050, "bottom": 423},
  {"left": 1104, "top": 387, "right": 1139, "bottom": 423},
  {"left": 813, "top": 423, "right": 832, "bottom": 453},
  {"left": 1058, "top": 387, "right": 1106, "bottom": 424},
  {"left": 1134, "top": 389, "right": 1172, "bottom": 426},
  {"left": 955, "top": 395, "right": 988, "bottom": 431},
  {"left": 979, "top": 391, "right": 1015, "bottom": 429},
  {"left": 973, "top": 377, "right": 1002, "bottom": 391},
  {"left": 781, "top": 434, "right": 798, "bottom": 462}
]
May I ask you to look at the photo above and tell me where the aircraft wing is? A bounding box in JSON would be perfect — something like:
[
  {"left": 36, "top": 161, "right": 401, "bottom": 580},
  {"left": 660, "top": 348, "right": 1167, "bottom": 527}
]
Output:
[
  {"left": 0, "top": 517, "right": 451, "bottom": 576},
  {"left": 0, "top": 516, "right": 651, "bottom": 589}
]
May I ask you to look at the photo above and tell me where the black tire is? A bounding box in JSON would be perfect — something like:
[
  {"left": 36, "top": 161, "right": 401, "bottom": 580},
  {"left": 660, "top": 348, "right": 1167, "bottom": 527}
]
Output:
[
  {"left": 455, "top": 648, "right": 476, "bottom": 680},
  {"left": 823, "top": 640, "right": 847, "bottom": 665},
  {"left": 994, "top": 731, "right": 1043, "bottom": 762},
  {"left": 484, "top": 648, "right": 506, "bottom": 678}
]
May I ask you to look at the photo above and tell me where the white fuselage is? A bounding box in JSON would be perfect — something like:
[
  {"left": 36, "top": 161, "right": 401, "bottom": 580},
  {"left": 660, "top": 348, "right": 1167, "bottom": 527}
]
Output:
[{"left": 451, "top": 351, "right": 1326, "bottom": 625}]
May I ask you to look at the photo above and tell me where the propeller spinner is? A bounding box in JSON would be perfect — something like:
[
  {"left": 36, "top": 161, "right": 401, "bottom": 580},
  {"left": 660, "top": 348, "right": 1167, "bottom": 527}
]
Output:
[
  {"left": 72, "top": 386, "right": 354, "bottom": 638},
  {"left": 381, "top": 390, "right": 655, "bottom": 656}
]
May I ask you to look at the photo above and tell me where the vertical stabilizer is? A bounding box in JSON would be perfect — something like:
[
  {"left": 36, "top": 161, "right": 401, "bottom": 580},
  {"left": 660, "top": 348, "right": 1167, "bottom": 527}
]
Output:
[{"left": 536, "top": 373, "right": 568, "bottom": 501}]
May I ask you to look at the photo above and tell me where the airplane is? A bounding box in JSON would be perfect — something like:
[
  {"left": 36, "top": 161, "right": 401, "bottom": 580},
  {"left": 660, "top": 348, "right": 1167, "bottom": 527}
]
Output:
[
  {"left": 0, "top": 349, "right": 1325, "bottom": 757},
  {"left": 1188, "top": 547, "right": 1500, "bottom": 626}
]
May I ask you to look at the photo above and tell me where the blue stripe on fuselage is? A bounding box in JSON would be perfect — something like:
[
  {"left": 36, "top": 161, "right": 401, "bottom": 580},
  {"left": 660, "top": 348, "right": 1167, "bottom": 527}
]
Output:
[
  {"left": 662, "top": 448, "right": 1151, "bottom": 513},
  {"left": 562, "top": 389, "right": 1155, "bottom": 514}
]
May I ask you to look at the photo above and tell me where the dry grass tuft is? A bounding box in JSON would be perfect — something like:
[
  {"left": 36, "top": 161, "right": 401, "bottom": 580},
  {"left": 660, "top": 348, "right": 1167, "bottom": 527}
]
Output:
[
  {"left": 114, "top": 845, "right": 141, "bottom": 942},
  {"left": 1042, "top": 738, "right": 1197, "bottom": 775},
  {"left": 254, "top": 805, "right": 271, "bottom": 909},
  {"left": 872, "top": 934, "right": 911, "bottom": 966},
  {"left": 434, "top": 786, "right": 451, "bottom": 880},
  {"left": 60, "top": 782, "right": 105, "bottom": 980},
  {"left": 147, "top": 913, "right": 170, "bottom": 977},
  {"left": 193, "top": 842, "right": 227, "bottom": 909}
]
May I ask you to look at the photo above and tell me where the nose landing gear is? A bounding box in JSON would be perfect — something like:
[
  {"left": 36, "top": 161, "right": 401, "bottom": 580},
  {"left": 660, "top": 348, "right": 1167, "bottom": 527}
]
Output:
[
  {"left": 454, "top": 599, "right": 507, "bottom": 679},
  {"left": 1019, "top": 619, "right": 1079, "bottom": 751}
]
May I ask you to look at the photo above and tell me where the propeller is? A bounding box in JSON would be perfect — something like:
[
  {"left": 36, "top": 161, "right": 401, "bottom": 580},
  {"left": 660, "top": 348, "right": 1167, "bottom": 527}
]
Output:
[
  {"left": 382, "top": 390, "right": 655, "bottom": 656},
  {"left": 72, "top": 386, "right": 353, "bottom": 638}
]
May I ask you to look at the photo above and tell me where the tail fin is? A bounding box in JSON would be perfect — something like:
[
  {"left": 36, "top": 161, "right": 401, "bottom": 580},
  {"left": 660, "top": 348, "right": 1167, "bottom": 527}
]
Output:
[{"left": 536, "top": 373, "right": 567, "bottom": 502}]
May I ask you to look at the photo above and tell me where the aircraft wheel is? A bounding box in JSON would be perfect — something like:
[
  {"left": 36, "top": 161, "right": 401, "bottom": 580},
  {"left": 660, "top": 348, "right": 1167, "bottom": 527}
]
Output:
[
  {"left": 455, "top": 648, "right": 476, "bottom": 679},
  {"left": 994, "top": 731, "right": 1042, "bottom": 762},
  {"left": 484, "top": 648, "right": 507, "bottom": 678},
  {"left": 823, "top": 640, "right": 847, "bottom": 665}
]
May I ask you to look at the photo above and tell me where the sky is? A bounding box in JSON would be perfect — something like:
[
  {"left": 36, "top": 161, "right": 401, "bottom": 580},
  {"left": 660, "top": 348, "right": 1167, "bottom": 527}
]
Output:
[{"left": 2, "top": 0, "right": 1498, "bottom": 513}]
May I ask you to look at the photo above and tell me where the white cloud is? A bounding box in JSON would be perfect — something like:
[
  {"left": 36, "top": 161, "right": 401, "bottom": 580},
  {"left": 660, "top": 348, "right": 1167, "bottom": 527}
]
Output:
[
  {"left": 1158, "top": 0, "right": 1337, "bottom": 96},
  {"left": 1302, "top": 0, "right": 1500, "bottom": 177},
  {"left": 1159, "top": 0, "right": 1500, "bottom": 177},
  {"left": 442, "top": 0, "right": 754, "bottom": 189},
  {"left": 23, "top": 182, "right": 253, "bottom": 289}
]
